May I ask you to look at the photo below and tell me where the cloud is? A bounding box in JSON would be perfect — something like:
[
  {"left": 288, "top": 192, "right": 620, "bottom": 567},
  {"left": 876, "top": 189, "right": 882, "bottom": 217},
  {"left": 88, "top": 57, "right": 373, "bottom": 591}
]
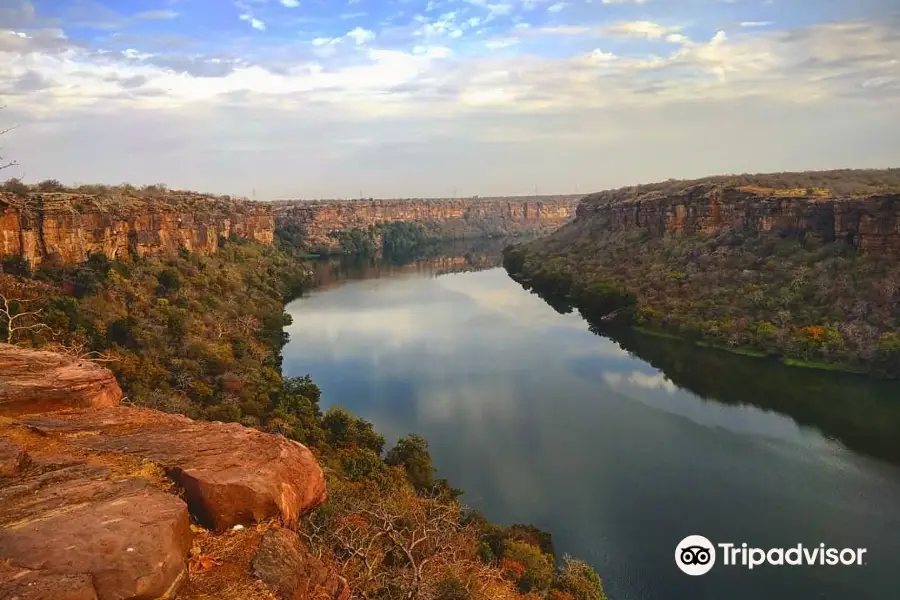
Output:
[
  {"left": 607, "top": 21, "right": 681, "bottom": 39},
  {"left": 239, "top": 14, "right": 266, "bottom": 31},
  {"left": 346, "top": 27, "right": 376, "bottom": 45},
  {"left": 135, "top": 10, "right": 179, "bottom": 20},
  {"left": 280, "top": 0, "right": 300, "bottom": 6},
  {"left": 1, "top": 2, "right": 899, "bottom": 197},
  {"left": 548, "top": 2, "right": 568, "bottom": 12},
  {"left": 741, "top": 21, "right": 773, "bottom": 28}
]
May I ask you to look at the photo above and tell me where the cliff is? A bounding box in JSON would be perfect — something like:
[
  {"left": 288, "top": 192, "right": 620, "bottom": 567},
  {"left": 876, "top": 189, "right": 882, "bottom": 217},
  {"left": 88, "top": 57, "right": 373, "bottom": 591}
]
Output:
[
  {"left": 0, "top": 344, "right": 346, "bottom": 600},
  {"left": 273, "top": 195, "right": 581, "bottom": 252},
  {"left": 576, "top": 184, "right": 900, "bottom": 255},
  {"left": 0, "top": 191, "right": 274, "bottom": 266}
]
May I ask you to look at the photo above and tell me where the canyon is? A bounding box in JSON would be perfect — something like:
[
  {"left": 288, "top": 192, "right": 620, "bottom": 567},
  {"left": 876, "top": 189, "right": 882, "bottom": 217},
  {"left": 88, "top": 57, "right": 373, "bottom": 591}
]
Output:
[{"left": 0, "top": 191, "right": 580, "bottom": 265}]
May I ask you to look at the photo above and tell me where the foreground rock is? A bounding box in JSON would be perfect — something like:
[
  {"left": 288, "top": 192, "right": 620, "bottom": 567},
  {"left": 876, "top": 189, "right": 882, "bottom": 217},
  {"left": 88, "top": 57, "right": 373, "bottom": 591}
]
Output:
[
  {"left": 0, "top": 345, "right": 334, "bottom": 599},
  {"left": 19, "top": 406, "right": 327, "bottom": 531},
  {"left": 0, "top": 443, "right": 192, "bottom": 600},
  {"left": 251, "top": 528, "right": 350, "bottom": 600},
  {"left": 0, "top": 345, "right": 122, "bottom": 416}
]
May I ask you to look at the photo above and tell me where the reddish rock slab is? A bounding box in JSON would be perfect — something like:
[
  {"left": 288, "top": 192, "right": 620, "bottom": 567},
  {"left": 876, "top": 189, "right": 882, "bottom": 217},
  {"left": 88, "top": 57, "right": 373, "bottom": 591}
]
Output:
[
  {"left": 0, "top": 345, "right": 121, "bottom": 417},
  {"left": 0, "top": 455, "right": 192, "bottom": 600},
  {"left": 19, "top": 406, "right": 327, "bottom": 532},
  {"left": 251, "top": 528, "right": 350, "bottom": 600},
  {"left": 0, "top": 561, "right": 99, "bottom": 600}
]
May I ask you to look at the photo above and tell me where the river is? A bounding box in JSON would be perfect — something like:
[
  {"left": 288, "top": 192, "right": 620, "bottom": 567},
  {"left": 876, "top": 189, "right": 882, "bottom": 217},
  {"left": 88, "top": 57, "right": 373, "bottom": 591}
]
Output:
[{"left": 282, "top": 243, "right": 900, "bottom": 600}]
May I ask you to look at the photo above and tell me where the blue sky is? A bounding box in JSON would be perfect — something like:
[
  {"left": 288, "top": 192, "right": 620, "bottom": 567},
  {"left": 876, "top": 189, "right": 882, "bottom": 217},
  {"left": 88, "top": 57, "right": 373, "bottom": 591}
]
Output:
[{"left": 0, "top": 0, "right": 898, "bottom": 198}]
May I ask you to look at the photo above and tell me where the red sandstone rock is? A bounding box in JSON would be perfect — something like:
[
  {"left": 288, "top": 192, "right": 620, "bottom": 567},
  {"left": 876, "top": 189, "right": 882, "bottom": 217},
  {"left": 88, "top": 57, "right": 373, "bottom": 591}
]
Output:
[
  {"left": 0, "top": 456, "right": 192, "bottom": 600},
  {"left": 0, "top": 345, "right": 122, "bottom": 416},
  {"left": 0, "top": 192, "right": 274, "bottom": 266},
  {"left": 0, "top": 439, "right": 29, "bottom": 478},
  {"left": 0, "top": 562, "right": 99, "bottom": 600},
  {"left": 19, "top": 406, "right": 327, "bottom": 531},
  {"left": 251, "top": 528, "right": 350, "bottom": 600},
  {"left": 273, "top": 196, "right": 581, "bottom": 253},
  {"left": 575, "top": 184, "right": 900, "bottom": 255}
]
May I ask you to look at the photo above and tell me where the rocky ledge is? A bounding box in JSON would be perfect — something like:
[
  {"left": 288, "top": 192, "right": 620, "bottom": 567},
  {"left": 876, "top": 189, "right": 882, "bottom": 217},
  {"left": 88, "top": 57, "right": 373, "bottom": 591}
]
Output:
[{"left": 0, "top": 344, "right": 346, "bottom": 600}]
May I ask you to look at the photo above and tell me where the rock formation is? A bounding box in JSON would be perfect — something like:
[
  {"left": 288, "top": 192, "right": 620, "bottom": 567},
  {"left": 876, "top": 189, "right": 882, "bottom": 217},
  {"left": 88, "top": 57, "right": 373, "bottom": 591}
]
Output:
[
  {"left": 576, "top": 184, "right": 900, "bottom": 255},
  {"left": 273, "top": 195, "right": 581, "bottom": 252},
  {"left": 0, "top": 191, "right": 274, "bottom": 266},
  {"left": 0, "top": 344, "right": 343, "bottom": 600}
]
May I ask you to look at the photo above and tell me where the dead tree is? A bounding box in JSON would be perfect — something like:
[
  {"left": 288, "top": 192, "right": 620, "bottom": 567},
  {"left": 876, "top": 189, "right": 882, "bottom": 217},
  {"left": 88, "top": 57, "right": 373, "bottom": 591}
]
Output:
[{"left": 0, "top": 294, "right": 50, "bottom": 344}]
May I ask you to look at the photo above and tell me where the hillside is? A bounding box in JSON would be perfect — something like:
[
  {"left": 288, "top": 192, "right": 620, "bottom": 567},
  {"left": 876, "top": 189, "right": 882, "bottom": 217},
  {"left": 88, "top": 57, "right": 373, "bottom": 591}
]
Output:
[{"left": 503, "top": 169, "right": 900, "bottom": 377}]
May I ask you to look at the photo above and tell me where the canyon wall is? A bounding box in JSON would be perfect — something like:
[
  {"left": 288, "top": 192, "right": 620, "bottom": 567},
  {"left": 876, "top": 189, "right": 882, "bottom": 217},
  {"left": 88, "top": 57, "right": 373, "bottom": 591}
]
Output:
[
  {"left": 576, "top": 185, "right": 900, "bottom": 254},
  {"left": 273, "top": 195, "right": 581, "bottom": 252},
  {"left": 0, "top": 191, "right": 274, "bottom": 266}
]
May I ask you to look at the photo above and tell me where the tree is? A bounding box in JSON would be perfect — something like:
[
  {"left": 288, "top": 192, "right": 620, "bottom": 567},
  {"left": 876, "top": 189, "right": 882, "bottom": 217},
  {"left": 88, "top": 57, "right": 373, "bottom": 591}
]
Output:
[
  {"left": 555, "top": 556, "right": 607, "bottom": 600},
  {"left": 0, "top": 112, "right": 17, "bottom": 173},
  {"left": 0, "top": 294, "right": 50, "bottom": 344},
  {"left": 386, "top": 434, "right": 436, "bottom": 493}
]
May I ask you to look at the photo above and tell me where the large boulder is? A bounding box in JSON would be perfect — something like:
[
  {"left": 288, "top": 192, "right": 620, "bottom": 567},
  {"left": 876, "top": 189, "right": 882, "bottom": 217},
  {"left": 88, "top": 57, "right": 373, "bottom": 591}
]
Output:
[
  {"left": 0, "top": 345, "right": 122, "bottom": 416},
  {"left": 19, "top": 406, "right": 327, "bottom": 531},
  {"left": 0, "top": 450, "right": 192, "bottom": 600},
  {"left": 251, "top": 528, "right": 350, "bottom": 600}
]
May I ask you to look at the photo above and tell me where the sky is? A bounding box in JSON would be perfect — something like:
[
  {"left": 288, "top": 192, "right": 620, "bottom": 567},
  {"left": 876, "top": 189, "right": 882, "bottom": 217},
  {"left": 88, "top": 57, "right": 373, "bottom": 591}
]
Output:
[{"left": 0, "top": 0, "right": 898, "bottom": 199}]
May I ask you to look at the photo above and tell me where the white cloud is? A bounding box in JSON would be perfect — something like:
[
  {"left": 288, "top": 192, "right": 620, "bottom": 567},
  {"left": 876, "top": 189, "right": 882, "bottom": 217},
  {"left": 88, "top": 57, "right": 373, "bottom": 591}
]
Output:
[
  {"left": 134, "top": 10, "right": 179, "bottom": 20},
  {"left": 485, "top": 38, "right": 520, "bottom": 49},
  {"left": 741, "top": 21, "right": 773, "bottom": 28},
  {"left": 548, "top": 2, "right": 568, "bottom": 12},
  {"left": 239, "top": 14, "right": 266, "bottom": 31},
  {"left": 346, "top": 27, "right": 376, "bottom": 45},
  {"left": 280, "top": 0, "right": 300, "bottom": 7},
  {"left": 608, "top": 21, "right": 681, "bottom": 39}
]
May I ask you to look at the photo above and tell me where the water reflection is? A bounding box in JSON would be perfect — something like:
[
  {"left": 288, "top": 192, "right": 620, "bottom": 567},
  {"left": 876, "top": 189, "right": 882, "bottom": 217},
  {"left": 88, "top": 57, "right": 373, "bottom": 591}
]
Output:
[{"left": 283, "top": 245, "right": 900, "bottom": 600}]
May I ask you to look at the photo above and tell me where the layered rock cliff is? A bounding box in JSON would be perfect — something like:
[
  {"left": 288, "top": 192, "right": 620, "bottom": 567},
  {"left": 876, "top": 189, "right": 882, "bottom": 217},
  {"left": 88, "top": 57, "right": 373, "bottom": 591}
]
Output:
[
  {"left": 0, "top": 191, "right": 274, "bottom": 266},
  {"left": 0, "top": 344, "right": 345, "bottom": 600},
  {"left": 273, "top": 196, "right": 581, "bottom": 252},
  {"left": 576, "top": 184, "right": 900, "bottom": 255}
]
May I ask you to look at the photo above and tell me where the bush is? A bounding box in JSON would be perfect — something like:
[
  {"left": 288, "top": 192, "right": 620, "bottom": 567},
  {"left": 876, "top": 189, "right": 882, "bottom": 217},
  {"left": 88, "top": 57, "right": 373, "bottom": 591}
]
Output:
[{"left": 503, "top": 541, "right": 554, "bottom": 592}]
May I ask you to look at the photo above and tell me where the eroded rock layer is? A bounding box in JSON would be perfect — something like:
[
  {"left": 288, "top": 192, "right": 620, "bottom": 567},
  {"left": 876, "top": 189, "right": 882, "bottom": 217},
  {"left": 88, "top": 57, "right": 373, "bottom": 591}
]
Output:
[
  {"left": 0, "top": 192, "right": 274, "bottom": 266},
  {"left": 273, "top": 195, "right": 581, "bottom": 252},
  {"left": 576, "top": 185, "right": 900, "bottom": 255}
]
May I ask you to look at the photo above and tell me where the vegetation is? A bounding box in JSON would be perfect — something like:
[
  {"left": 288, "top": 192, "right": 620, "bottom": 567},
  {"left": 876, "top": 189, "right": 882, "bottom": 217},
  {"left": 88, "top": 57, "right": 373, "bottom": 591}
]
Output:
[
  {"left": 309, "top": 221, "right": 438, "bottom": 258},
  {"left": 505, "top": 170, "right": 900, "bottom": 377},
  {"left": 580, "top": 168, "right": 900, "bottom": 204}
]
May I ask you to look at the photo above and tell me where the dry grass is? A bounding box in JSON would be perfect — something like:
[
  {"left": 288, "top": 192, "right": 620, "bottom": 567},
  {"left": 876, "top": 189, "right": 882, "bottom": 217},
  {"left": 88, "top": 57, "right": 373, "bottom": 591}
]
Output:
[
  {"left": 179, "top": 522, "right": 280, "bottom": 600},
  {"left": 737, "top": 185, "right": 831, "bottom": 197}
]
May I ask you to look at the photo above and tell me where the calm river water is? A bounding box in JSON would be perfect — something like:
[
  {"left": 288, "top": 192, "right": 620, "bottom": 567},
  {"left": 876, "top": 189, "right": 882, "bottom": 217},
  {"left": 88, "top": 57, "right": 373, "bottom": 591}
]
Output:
[{"left": 283, "top": 245, "right": 900, "bottom": 600}]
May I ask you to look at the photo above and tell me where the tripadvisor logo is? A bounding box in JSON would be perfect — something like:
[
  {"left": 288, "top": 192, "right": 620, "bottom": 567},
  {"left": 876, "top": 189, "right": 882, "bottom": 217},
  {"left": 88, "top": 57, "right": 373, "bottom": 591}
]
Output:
[{"left": 675, "top": 535, "right": 867, "bottom": 576}]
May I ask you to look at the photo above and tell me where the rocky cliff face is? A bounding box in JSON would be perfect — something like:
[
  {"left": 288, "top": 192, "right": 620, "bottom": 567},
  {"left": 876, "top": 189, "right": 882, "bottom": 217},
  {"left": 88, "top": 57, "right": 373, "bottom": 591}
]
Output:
[
  {"left": 273, "top": 195, "right": 581, "bottom": 252},
  {"left": 0, "top": 192, "right": 274, "bottom": 266},
  {"left": 0, "top": 344, "right": 345, "bottom": 600},
  {"left": 576, "top": 185, "right": 900, "bottom": 255}
]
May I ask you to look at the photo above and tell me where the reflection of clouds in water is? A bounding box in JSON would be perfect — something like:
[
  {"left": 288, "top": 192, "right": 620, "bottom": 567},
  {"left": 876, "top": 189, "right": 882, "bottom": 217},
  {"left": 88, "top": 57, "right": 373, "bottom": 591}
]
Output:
[
  {"left": 286, "top": 268, "right": 628, "bottom": 375},
  {"left": 599, "top": 369, "right": 829, "bottom": 446},
  {"left": 604, "top": 370, "right": 678, "bottom": 394}
]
